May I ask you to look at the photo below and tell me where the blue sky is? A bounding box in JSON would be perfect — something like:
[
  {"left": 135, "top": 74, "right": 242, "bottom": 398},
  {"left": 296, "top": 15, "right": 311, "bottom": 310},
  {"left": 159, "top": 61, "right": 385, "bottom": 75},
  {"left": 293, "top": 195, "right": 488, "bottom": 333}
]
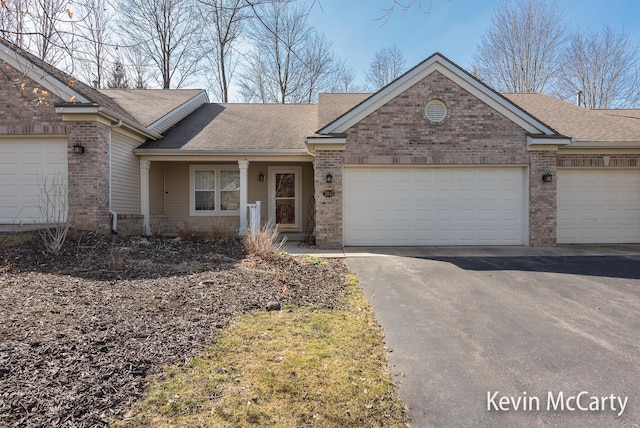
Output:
[{"left": 305, "top": 0, "right": 640, "bottom": 87}]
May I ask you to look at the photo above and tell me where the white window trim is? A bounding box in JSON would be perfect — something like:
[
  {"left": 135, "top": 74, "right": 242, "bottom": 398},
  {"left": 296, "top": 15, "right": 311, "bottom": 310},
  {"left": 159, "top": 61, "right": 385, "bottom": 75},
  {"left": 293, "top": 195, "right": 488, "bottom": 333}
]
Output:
[{"left": 189, "top": 164, "right": 240, "bottom": 216}]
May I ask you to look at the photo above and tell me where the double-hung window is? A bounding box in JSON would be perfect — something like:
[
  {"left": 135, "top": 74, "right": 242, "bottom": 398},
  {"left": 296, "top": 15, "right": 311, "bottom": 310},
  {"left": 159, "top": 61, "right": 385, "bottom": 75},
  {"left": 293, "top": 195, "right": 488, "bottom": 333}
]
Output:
[{"left": 190, "top": 165, "right": 240, "bottom": 216}]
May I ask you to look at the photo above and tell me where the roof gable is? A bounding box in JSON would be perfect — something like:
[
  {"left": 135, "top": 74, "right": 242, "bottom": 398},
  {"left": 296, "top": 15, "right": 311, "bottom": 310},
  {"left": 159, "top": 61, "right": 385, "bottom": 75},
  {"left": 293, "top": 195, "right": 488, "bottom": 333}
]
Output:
[
  {"left": 0, "top": 38, "right": 90, "bottom": 104},
  {"left": 318, "top": 53, "right": 557, "bottom": 136},
  {"left": 99, "top": 89, "right": 209, "bottom": 134}
]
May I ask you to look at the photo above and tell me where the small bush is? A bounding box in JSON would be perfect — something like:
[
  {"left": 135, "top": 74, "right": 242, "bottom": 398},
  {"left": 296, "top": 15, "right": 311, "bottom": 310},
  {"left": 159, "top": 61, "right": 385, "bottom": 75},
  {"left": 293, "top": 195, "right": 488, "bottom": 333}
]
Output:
[
  {"left": 209, "top": 218, "right": 237, "bottom": 242},
  {"left": 176, "top": 220, "right": 208, "bottom": 243},
  {"left": 243, "top": 224, "right": 286, "bottom": 259},
  {"left": 36, "top": 173, "right": 70, "bottom": 254},
  {"left": 106, "top": 246, "right": 127, "bottom": 270}
]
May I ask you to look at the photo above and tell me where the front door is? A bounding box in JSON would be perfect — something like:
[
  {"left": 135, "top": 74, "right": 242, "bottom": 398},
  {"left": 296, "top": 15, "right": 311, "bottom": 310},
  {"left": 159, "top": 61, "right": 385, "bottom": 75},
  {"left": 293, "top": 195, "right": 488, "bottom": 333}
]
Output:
[{"left": 268, "top": 167, "right": 301, "bottom": 229}]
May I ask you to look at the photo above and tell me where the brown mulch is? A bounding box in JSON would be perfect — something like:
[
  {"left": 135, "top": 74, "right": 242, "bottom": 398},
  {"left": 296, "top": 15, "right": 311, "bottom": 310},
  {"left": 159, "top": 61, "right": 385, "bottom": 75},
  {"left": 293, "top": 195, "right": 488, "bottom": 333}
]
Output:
[{"left": 0, "top": 232, "right": 348, "bottom": 427}]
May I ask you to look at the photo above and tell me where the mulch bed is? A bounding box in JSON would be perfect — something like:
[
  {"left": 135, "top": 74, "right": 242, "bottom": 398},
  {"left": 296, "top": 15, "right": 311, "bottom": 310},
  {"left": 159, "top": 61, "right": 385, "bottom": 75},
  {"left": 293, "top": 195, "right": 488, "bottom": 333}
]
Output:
[{"left": 0, "top": 232, "right": 348, "bottom": 427}]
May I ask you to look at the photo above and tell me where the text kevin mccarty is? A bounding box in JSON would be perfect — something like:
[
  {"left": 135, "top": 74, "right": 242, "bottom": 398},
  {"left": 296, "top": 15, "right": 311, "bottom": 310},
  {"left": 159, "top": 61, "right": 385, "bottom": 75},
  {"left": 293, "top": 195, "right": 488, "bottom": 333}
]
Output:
[{"left": 487, "top": 391, "right": 628, "bottom": 417}]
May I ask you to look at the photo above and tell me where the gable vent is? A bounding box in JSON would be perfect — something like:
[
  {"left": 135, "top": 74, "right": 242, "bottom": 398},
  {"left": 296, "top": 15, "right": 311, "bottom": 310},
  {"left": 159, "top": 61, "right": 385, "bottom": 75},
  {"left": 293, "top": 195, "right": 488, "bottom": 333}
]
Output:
[{"left": 425, "top": 99, "right": 447, "bottom": 124}]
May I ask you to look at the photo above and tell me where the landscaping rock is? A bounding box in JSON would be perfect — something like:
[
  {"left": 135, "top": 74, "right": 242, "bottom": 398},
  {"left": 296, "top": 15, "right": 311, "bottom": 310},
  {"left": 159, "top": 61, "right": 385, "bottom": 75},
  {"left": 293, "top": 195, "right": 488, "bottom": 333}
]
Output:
[{"left": 266, "top": 301, "right": 282, "bottom": 311}]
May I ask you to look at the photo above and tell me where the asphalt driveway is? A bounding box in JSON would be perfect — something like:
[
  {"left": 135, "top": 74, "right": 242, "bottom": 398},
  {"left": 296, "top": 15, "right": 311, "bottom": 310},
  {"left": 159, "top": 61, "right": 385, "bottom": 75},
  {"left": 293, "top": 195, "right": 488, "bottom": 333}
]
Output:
[{"left": 346, "top": 248, "right": 640, "bottom": 428}]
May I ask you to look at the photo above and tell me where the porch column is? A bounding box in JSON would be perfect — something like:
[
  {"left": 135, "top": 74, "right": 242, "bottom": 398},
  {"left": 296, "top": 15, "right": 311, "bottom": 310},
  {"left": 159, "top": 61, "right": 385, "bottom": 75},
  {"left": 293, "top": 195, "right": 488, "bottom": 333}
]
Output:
[
  {"left": 238, "top": 160, "right": 249, "bottom": 235},
  {"left": 140, "top": 159, "right": 151, "bottom": 236}
]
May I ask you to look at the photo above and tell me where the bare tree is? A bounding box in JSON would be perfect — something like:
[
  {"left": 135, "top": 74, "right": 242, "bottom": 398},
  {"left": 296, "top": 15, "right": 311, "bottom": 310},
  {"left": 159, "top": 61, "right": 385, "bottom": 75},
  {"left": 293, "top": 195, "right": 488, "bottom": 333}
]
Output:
[
  {"left": 380, "top": 0, "right": 432, "bottom": 21},
  {"left": 556, "top": 26, "right": 640, "bottom": 109},
  {"left": 366, "top": 45, "right": 406, "bottom": 90},
  {"left": 197, "top": 0, "right": 249, "bottom": 102},
  {"left": 123, "top": 45, "right": 151, "bottom": 89},
  {"left": 239, "top": 0, "right": 310, "bottom": 103},
  {"left": 0, "top": 0, "right": 28, "bottom": 47},
  {"left": 0, "top": 0, "right": 74, "bottom": 67},
  {"left": 75, "top": 0, "right": 111, "bottom": 88},
  {"left": 475, "top": 0, "right": 565, "bottom": 93},
  {"left": 116, "top": 0, "right": 202, "bottom": 88},
  {"left": 238, "top": 1, "right": 352, "bottom": 103}
]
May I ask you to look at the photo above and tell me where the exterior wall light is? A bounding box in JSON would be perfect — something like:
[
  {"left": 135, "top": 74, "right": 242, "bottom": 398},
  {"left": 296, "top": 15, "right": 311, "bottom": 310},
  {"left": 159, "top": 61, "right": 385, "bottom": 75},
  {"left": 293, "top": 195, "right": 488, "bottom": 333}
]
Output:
[
  {"left": 258, "top": 171, "right": 265, "bottom": 182},
  {"left": 73, "top": 140, "right": 85, "bottom": 154},
  {"left": 326, "top": 173, "right": 333, "bottom": 183},
  {"left": 542, "top": 173, "right": 553, "bottom": 182}
]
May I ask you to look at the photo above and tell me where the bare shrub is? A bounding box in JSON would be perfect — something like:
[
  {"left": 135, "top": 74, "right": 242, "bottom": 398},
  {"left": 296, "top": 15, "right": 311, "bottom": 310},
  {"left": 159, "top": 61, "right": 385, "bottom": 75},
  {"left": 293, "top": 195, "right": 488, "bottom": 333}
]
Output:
[
  {"left": 106, "top": 246, "right": 127, "bottom": 270},
  {"left": 36, "top": 173, "right": 70, "bottom": 254},
  {"left": 150, "top": 217, "right": 167, "bottom": 238},
  {"left": 210, "top": 218, "right": 237, "bottom": 242},
  {"left": 176, "top": 220, "right": 208, "bottom": 243},
  {"left": 243, "top": 224, "right": 286, "bottom": 259}
]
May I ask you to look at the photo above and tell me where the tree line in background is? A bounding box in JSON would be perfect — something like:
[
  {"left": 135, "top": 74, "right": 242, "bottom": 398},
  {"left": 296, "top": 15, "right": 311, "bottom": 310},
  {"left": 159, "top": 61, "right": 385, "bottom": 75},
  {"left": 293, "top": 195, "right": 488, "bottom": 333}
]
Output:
[
  {"left": 1, "top": 0, "right": 638, "bottom": 108},
  {"left": 475, "top": 0, "right": 640, "bottom": 109},
  {"left": 0, "top": 0, "right": 406, "bottom": 102}
]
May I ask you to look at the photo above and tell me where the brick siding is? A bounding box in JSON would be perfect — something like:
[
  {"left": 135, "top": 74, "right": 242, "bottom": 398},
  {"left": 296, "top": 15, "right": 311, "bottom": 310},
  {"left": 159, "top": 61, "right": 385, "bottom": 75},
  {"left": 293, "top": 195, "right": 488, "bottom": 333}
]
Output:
[
  {"left": 1, "top": 66, "right": 112, "bottom": 233},
  {"left": 315, "top": 71, "right": 558, "bottom": 248}
]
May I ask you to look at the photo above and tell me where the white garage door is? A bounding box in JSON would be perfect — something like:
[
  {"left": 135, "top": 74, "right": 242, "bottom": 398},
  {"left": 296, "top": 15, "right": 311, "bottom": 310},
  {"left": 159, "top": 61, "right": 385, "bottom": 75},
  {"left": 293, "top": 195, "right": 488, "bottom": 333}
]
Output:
[
  {"left": 557, "top": 169, "right": 640, "bottom": 244},
  {"left": 343, "top": 167, "right": 526, "bottom": 246},
  {"left": 0, "top": 138, "right": 68, "bottom": 224}
]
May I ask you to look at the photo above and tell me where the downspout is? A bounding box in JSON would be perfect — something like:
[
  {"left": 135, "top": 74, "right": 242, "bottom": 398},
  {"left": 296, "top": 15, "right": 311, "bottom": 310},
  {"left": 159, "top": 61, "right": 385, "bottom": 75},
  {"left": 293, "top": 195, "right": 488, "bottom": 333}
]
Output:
[{"left": 109, "top": 119, "right": 123, "bottom": 233}]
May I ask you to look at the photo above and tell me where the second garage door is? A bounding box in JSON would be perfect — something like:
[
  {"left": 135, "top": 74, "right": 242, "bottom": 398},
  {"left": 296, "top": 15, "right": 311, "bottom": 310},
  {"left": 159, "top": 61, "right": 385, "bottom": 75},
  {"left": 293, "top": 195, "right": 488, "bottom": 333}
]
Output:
[
  {"left": 0, "top": 138, "right": 68, "bottom": 225},
  {"left": 557, "top": 169, "right": 640, "bottom": 244},
  {"left": 343, "top": 167, "right": 526, "bottom": 246}
]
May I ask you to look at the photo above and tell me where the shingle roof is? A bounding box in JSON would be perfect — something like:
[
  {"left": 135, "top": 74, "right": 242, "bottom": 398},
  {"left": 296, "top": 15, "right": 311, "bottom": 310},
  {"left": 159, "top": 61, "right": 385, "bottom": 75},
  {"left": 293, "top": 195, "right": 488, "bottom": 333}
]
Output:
[
  {"left": 0, "top": 37, "right": 146, "bottom": 127},
  {"left": 138, "top": 103, "right": 318, "bottom": 151},
  {"left": 99, "top": 89, "right": 205, "bottom": 127},
  {"left": 504, "top": 93, "right": 640, "bottom": 143},
  {"left": 317, "top": 93, "right": 371, "bottom": 130}
]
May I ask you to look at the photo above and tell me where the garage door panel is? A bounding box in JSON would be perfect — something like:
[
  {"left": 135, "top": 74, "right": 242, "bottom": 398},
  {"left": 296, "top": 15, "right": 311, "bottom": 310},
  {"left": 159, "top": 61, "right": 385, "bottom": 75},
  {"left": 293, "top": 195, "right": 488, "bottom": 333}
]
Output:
[
  {"left": 557, "top": 169, "right": 640, "bottom": 243},
  {"left": 0, "top": 139, "right": 67, "bottom": 224},
  {"left": 344, "top": 167, "right": 525, "bottom": 246}
]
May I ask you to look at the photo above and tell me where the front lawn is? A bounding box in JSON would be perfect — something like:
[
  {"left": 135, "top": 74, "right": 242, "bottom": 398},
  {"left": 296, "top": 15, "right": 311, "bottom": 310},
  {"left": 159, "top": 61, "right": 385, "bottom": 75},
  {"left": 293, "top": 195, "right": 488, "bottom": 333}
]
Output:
[
  {"left": 115, "top": 275, "right": 407, "bottom": 427},
  {"left": 0, "top": 232, "right": 406, "bottom": 427}
]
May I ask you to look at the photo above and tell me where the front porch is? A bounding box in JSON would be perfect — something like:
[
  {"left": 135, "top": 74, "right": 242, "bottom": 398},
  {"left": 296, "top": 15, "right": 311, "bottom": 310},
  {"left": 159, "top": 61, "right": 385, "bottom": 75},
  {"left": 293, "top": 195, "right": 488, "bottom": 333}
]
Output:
[{"left": 138, "top": 157, "right": 316, "bottom": 242}]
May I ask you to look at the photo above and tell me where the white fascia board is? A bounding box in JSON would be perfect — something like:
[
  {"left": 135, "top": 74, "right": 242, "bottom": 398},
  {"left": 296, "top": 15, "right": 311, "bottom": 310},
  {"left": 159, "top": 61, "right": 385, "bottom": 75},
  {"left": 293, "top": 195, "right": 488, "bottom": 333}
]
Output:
[
  {"left": 133, "top": 148, "right": 311, "bottom": 156},
  {"left": 0, "top": 41, "right": 89, "bottom": 104},
  {"left": 305, "top": 137, "right": 346, "bottom": 145},
  {"left": 527, "top": 135, "right": 572, "bottom": 146},
  {"left": 147, "top": 90, "right": 210, "bottom": 134},
  {"left": 562, "top": 140, "right": 640, "bottom": 148},
  {"left": 320, "top": 54, "right": 556, "bottom": 136},
  {"left": 136, "top": 151, "right": 313, "bottom": 163},
  {"left": 55, "top": 105, "right": 161, "bottom": 140}
]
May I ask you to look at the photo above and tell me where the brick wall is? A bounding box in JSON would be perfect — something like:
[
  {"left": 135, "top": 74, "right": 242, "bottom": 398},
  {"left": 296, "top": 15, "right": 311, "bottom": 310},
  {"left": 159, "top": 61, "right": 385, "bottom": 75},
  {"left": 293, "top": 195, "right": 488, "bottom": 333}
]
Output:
[
  {"left": 315, "top": 70, "right": 558, "bottom": 248},
  {"left": 314, "top": 151, "right": 343, "bottom": 249},
  {"left": 66, "top": 122, "right": 112, "bottom": 233},
  {"left": 558, "top": 154, "right": 640, "bottom": 168},
  {"left": 529, "top": 151, "right": 557, "bottom": 246},
  {"left": 1, "top": 65, "right": 112, "bottom": 233},
  {"left": 0, "top": 63, "right": 67, "bottom": 134}
]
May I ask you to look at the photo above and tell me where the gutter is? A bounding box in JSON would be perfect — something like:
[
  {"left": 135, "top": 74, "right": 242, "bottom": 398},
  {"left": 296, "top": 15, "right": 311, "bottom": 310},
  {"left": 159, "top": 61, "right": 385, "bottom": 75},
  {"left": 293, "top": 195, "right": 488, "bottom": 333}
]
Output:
[
  {"left": 55, "top": 104, "right": 162, "bottom": 140},
  {"left": 108, "top": 119, "right": 123, "bottom": 233},
  {"left": 132, "top": 148, "right": 311, "bottom": 156}
]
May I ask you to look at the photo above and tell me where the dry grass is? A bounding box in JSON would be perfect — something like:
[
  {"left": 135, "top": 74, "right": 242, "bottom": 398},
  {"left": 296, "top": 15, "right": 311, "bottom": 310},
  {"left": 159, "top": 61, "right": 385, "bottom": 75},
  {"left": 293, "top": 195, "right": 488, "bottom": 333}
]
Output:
[
  {"left": 0, "top": 231, "right": 34, "bottom": 249},
  {"left": 243, "top": 224, "right": 286, "bottom": 259},
  {"left": 114, "top": 274, "right": 407, "bottom": 427},
  {"left": 176, "top": 220, "right": 209, "bottom": 243},
  {"left": 209, "top": 218, "right": 238, "bottom": 242},
  {"left": 176, "top": 219, "right": 238, "bottom": 243}
]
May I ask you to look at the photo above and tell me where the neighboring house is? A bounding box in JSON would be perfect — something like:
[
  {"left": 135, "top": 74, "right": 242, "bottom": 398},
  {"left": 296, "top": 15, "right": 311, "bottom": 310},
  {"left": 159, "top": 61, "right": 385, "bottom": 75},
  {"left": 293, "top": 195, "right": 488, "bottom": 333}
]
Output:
[{"left": 2, "top": 39, "right": 640, "bottom": 249}]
